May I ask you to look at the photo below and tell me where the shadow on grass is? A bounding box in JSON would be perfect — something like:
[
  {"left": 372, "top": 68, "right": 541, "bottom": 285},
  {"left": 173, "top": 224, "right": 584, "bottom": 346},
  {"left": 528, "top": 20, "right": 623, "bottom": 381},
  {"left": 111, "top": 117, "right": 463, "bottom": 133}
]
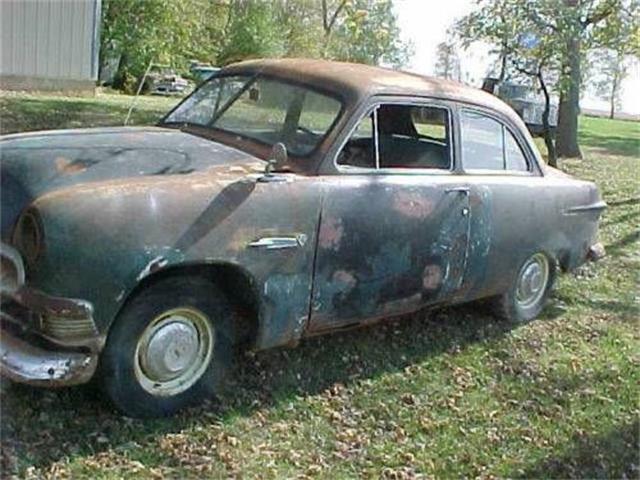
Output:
[
  {"left": 0, "top": 304, "right": 516, "bottom": 474},
  {"left": 605, "top": 230, "right": 640, "bottom": 256},
  {"left": 579, "top": 131, "right": 640, "bottom": 157},
  {"left": 517, "top": 421, "right": 639, "bottom": 479},
  {"left": 606, "top": 197, "right": 640, "bottom": 208}
]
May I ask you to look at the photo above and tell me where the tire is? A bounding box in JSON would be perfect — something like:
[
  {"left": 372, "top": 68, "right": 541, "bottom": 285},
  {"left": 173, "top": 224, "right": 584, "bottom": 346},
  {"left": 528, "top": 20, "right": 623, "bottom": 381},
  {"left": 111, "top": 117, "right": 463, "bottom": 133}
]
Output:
[
  {"left": 490, "top": 252, "right": 556, "bottom": 324},
  {"left": 100, "top": 276, "right": 233, "bottom": 418}
]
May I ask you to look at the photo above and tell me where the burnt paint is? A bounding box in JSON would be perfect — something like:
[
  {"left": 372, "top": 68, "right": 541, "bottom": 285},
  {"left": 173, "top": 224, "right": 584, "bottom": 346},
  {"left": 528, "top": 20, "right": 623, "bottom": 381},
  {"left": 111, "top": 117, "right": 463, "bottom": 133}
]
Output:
[{"left": 309, "top": 176, "right": 471, "bottom": 332}]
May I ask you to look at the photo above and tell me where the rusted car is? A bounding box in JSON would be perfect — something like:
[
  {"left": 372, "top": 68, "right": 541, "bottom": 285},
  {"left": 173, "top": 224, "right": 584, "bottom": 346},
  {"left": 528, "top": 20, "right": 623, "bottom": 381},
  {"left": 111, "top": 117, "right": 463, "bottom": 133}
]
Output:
[{"left": 0, "top": 59, "right": 606, "bottom": 417}]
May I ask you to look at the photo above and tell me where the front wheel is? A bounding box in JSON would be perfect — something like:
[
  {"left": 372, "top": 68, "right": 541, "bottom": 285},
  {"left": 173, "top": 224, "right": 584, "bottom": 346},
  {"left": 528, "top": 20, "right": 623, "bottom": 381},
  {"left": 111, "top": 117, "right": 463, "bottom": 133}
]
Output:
[
  {"left": 100, "top": 277, "right": 233, "bottom": 418},
  {"left": 491, "top": 252, "right": 556, "bottom": 323}
]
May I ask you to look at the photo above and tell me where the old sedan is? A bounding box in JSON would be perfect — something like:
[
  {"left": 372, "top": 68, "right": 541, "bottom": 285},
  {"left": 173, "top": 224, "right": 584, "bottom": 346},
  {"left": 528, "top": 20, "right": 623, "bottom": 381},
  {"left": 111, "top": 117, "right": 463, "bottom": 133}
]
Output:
[{"left": 0, "top": 59, "right": 605, "bottom": 417}]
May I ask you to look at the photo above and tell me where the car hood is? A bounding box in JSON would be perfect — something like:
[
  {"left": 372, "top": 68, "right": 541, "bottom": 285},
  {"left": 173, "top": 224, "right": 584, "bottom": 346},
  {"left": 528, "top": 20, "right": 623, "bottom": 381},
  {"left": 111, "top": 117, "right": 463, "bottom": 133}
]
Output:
[{"left": 0, "top": 126, "right": 264, "bottom": 237}]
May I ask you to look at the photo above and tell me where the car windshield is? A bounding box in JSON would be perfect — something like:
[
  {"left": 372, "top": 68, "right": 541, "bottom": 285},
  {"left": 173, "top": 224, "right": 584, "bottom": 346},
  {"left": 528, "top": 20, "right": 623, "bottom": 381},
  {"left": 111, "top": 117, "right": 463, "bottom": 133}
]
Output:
[{"left": 163, "top": 75, "right": 343, "bottom": 156}]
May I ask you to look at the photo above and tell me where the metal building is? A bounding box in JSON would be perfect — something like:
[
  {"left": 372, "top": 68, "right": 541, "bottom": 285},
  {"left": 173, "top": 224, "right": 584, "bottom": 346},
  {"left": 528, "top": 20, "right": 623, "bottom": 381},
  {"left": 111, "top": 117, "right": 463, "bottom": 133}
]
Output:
[{"left": 0, "top": 0, "right": 101, "bottom": 92}]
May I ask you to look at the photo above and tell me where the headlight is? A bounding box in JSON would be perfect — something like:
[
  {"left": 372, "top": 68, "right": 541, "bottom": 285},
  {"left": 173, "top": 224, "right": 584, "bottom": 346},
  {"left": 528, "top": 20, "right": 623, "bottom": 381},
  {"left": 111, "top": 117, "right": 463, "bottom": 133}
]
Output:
[{"left": 13, "top": 208, "right": 44, "bottom": 266}]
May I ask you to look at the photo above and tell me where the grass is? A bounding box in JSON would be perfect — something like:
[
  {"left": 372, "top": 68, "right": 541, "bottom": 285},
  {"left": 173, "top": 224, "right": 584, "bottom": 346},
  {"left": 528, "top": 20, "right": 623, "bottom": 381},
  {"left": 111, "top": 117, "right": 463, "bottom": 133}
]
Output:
[
  {"left": 578, "top": 115, "right": 640, "bottom": 157},
  {"left": 0, "top": 91, "right": 180, "bottom": 134},
  {"left": 1, "top": 93, "right": 639, "bottom": 479}
]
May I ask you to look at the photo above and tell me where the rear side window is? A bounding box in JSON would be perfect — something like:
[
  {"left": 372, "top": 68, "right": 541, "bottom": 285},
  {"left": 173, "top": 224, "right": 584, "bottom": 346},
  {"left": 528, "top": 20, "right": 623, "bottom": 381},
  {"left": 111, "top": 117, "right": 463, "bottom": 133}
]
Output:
[
  {"left": 461, "top": 110, "right": 529, "bottom": 172},
  {"left": 504, "top": 129, "right": 528, "bottom": 171}
]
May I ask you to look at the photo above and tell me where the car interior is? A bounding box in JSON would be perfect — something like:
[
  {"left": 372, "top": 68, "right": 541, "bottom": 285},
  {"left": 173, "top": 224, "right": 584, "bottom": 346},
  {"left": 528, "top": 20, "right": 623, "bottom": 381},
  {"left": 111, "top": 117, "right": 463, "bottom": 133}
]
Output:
[{"left": 338, "top": 104, "right": 451, "bottom": 170}]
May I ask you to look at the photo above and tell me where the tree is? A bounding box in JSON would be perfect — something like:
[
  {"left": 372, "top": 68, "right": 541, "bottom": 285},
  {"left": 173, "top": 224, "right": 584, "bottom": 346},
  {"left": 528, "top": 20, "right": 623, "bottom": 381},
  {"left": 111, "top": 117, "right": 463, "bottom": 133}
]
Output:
[
  {"left": 328, "top": 0, "right": 412, "bottom": 67},
  {"left": 456, "top": 0, "right": 562, "bottom": 166},
  {"left": 434, "top": 41, "right": 462, "bottom": 81},
  {"left": 321, "top": 0, "right": 349, "bottom": 55},
  {"left": 100, "top": 0, "right": 227, "bottom": 92},
  {"left": 456, "top": 0, "right": 637, "bottom": 160},
  {"left": 552, "top": 0, "right": 618, "bottom": 158},
  {"left": 100, "top": 0, "right": 412, "bottom": 93},
  {"left": 590, "top": 48, "right": 629, "bottom": 118},
  {"left": 588, "top": 0, "right": 639, "bottom": 118},
  {"left": 217, "top": 0, "right": 285, "bottom": 65}
]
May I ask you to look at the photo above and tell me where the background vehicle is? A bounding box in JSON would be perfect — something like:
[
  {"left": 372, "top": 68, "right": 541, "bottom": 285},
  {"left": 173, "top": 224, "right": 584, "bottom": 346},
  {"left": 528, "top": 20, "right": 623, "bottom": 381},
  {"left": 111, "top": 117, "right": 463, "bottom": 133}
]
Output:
[{"left": 482, "top": 77, "right": 558, "bottom": 136}]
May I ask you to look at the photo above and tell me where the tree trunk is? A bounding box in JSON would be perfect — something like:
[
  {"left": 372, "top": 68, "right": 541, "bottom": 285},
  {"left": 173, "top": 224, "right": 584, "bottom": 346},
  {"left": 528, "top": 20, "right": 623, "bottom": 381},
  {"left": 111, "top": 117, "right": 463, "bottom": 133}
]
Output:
[
  {"left": 498, "top": 40, "right": 508, "bottom": 82},
  {"left": 609, "top": 74, "right": 618, "bottom": 119},
  {"left": 112, "top": 53, "right": 129, "bottom": 91},
  {"left": 556, "top": 36, "right": 582, "bottom": 158},
  {"left": 538, "top": 69, "right": 557, "bottom": 167}
]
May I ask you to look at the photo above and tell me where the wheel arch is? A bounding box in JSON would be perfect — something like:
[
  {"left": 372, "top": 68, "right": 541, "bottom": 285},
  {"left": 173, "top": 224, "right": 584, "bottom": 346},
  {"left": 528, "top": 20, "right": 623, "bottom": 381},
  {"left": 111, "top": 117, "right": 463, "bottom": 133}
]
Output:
[{"left": 111, "top": 261, "right": 262, "bottom": 348}]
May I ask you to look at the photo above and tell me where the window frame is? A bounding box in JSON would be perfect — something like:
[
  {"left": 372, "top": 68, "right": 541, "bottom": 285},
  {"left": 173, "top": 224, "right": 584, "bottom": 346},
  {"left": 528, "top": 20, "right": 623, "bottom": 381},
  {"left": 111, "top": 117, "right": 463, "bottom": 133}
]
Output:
[
  {"left": 458, "top": 107, "right": 541, "bottom": 176},
  {"left": 333, "top": 97, "right": 456, "bottom": 176}
]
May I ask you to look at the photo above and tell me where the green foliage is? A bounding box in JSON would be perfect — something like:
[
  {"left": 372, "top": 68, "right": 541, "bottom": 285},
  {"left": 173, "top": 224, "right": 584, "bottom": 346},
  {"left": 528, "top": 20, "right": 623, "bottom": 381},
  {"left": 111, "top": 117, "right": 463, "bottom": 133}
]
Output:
[
  {"left": 217, "top": 1, "right": 286, "bottom": 65},
  {"left": 100, "top": 0, "right": 412, "bottom": 92},
  {"left": 454, "top": 0, "right": 638, "bottom": 159},
  {"left": 455, "top": 0, "right": 637, "bottom": 93},
  {"left": 100, "top": 0, "right": 227, "bottom": 92},
  {"left": 329, "top": 0, "right": 413, "bottom": 68}
]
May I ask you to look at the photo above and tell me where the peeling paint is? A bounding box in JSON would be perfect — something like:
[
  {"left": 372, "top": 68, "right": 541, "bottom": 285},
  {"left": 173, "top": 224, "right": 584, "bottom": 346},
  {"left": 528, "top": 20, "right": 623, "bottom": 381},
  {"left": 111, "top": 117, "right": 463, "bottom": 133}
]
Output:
[
  {"left": 318, "top": 216, "right": 343, "bottom": 250},
  {"left": 422, "top": 264, "right": 442, "bottom": 290},
  {"left": 136, "top": 256, "right": 169, "bottom": 282},
  {"left": 392, "top": 191, "right": 435, "bottom": 219}
]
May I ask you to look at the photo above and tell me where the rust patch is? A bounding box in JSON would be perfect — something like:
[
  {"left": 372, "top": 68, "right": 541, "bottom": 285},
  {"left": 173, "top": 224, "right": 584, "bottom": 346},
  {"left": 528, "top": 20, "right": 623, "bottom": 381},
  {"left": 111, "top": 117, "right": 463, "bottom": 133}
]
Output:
[
  {"left": 227, "top": 226, "right": 258, "bottom": 252},
  {"left": 319, "top": 217, "right": 344, "bottom": 250},
  {"left": 392, "top": 191, "right": 435, "bottom": 219},
  {"left": 332, "top": 270, "right": 357, "bottom": 288},
  {"left": 55, "top": 156, "right": 70, "bottom": 171},
  {"left": 422, "top": 264, "right": 442, "bottom": 290},
  {"left": 54, "top": 156, "right": 88, "bottom": 174}
]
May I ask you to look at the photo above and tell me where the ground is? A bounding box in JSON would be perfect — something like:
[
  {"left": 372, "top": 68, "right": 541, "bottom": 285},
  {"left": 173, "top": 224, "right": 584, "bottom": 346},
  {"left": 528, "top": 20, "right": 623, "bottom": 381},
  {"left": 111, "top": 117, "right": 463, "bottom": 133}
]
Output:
[{"left": 0, "top": 92, "right": 638, "bottom": 479}]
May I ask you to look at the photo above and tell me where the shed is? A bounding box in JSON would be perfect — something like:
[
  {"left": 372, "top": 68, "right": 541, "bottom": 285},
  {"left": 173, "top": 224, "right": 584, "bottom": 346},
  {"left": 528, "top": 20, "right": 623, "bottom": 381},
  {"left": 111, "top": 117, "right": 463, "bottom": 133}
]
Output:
[{"left": 0, "top": 0, "right": 101, "bottom": 93}]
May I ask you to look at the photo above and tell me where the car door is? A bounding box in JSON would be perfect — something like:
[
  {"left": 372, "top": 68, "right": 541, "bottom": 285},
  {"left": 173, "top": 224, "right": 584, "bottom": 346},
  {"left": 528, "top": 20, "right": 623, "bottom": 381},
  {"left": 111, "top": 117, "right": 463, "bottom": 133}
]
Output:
[
  {"left": 308, "top": 100, "right": 472, "bottom": 333},
  {"left": 455, "top": 107, "right": 551, "bottom": 301}
]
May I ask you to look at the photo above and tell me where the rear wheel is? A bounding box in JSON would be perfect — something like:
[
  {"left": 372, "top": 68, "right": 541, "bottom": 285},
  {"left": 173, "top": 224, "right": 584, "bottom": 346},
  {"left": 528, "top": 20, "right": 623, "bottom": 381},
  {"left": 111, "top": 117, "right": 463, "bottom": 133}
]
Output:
[
  {"left": 100, "top": 276, "right": 233, "bottom": 417},
  {"left": 491, "top": 252, "right": 556, "bottom": 323}
]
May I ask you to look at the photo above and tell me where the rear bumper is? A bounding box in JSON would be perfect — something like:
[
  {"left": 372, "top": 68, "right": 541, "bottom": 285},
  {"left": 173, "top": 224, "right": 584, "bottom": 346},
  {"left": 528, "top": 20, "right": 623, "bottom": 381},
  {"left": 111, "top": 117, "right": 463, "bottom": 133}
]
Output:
[
  {"left": 587, "top": 242, "right": 606, "bottom": 262},
  {"left": 1, "top": 242, "right": 101, "bottom": 386}
]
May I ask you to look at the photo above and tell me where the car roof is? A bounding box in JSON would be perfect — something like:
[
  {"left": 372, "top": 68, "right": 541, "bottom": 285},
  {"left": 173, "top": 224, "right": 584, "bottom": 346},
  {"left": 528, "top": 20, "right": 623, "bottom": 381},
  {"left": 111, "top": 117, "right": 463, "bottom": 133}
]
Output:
[{"left": 223, "top": 58, "right": 521, "bottom": 122}]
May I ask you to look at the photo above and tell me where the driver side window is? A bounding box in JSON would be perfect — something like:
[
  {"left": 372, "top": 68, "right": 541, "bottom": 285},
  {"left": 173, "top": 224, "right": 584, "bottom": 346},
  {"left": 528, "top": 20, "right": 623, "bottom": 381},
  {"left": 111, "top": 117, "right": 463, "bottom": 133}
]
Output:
[
  {"left": 336, "top": 112, "right": 376, "bottom": 168},
  {"left": 337, "top": 104, "right": 452, "bottom": 170}
]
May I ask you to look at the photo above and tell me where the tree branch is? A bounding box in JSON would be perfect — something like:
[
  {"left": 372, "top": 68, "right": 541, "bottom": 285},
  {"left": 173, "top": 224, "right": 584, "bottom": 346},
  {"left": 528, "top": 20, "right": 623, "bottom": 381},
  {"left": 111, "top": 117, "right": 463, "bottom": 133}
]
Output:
[
  {"left": 582, "top": 0, "right": 616, "bottom": 27},
  {"left": 324, "top": 0, "right": 348, "bottom": 36}
]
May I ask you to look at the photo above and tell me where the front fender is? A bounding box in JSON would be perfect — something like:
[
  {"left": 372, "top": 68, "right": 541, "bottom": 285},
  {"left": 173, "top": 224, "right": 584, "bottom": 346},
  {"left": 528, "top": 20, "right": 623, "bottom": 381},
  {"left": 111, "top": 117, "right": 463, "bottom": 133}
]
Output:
[{"left": 27, "top": 172, "right": 324, "bottom": 349}]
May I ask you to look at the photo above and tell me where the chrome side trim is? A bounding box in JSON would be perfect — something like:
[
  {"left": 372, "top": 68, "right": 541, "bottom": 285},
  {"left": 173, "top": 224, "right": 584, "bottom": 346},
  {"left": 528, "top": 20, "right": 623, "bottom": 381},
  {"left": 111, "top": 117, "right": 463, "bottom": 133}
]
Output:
[
  {"left": 249, "top": 234, "right": 308, "bottom": 250},
  {"left": 564, "top": 201, "right": 607, "bottom": 215}
]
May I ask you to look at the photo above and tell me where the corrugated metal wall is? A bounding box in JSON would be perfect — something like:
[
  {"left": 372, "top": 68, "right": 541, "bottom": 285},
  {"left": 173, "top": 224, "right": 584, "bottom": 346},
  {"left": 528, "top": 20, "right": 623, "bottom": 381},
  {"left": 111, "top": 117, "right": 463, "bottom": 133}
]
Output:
[{"left": 0, "top": 0, "right": 100, "bottom": 81}]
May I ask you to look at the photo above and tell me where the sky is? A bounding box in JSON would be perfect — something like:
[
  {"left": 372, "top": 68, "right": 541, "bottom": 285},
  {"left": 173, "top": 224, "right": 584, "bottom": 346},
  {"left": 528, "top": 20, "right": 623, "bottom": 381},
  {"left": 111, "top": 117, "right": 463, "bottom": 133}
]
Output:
[{"left": 394, "top": 0, "right": 640, "bottom": 115}]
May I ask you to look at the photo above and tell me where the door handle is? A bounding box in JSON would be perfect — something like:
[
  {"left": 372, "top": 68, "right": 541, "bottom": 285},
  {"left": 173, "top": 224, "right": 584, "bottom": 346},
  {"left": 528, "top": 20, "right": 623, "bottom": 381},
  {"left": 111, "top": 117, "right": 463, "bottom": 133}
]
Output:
[
  {"left": 445, "top": 186, "right": 470, "bottom": 195},
  {"left": 248, "top": 234, "right": 308, "bottom": 250}
]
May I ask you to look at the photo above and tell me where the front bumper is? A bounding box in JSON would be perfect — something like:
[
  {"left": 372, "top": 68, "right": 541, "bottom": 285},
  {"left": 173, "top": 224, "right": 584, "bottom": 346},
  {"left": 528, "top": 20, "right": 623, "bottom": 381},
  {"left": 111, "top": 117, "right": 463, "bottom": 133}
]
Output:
[
  {"left": 0, "top": 326, "right": 97, "bottom": 386},
  {"left": 1, "top": 242, "right": 101, "bottom": 386}
]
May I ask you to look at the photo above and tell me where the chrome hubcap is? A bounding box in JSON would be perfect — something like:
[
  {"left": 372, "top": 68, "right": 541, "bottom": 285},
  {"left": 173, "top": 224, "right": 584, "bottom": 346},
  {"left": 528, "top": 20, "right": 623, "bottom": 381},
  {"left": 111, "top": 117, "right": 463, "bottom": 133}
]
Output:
[
  {"left": 134, "top": 308, "right": 214, "bottom": 396},
  {"left": 516, "top": 253, "right": 549, "bottom": 309}
]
